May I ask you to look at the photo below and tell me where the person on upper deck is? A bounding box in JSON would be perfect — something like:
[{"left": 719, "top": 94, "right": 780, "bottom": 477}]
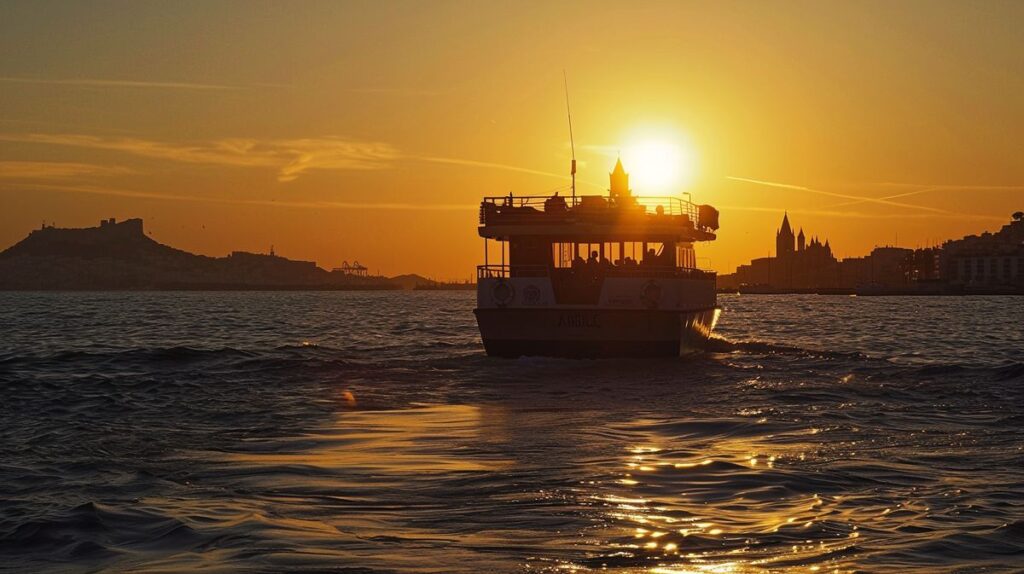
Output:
[
  {"left": 641, "top": 248, "right": 659, "bottom": 267},
  {"left": 544, "top": 192, "right": 567, "bottom": 212}
]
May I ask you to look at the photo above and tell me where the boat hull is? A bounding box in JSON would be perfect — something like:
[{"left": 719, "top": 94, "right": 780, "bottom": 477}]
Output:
[{"left": 474, "top": 307, "right": 719, "bottom": 358}]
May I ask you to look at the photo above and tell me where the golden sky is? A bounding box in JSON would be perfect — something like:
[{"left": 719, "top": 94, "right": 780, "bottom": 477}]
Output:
[{"left": 2, "top": 1, "right": 1023, "bottom": 278}]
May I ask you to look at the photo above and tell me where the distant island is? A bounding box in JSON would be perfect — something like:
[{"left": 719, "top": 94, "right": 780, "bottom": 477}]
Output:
[{"left": 0, "top": 218, "right": 447, "bottom": 291}]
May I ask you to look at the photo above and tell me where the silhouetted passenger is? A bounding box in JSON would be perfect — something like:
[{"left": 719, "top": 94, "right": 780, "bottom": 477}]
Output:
[
  {"left": 544, "top": 192, "right": 567, "bottom": 212},
  {"left": 642, "top": 248, "right": 658, "bottom": 267}
]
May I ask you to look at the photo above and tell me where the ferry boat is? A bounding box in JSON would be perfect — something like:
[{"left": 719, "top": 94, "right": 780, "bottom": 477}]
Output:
[{"left": 474, "top": 158, "right": 721, "bottom": 357}]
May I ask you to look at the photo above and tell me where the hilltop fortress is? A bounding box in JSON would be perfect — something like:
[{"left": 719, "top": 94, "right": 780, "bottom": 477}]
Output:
[{"left": 0, "top": 218, "right": 415, "bottom": 290}]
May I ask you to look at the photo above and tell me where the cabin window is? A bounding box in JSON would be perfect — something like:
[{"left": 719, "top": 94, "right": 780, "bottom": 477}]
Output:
[
  {"left": 552, "top": 242, "right": 574, "bottom": 268},
  {"left": 550, "top": 241, "right": 680, "bottom": 268},
  {"left": 677, "top": 243, "right": 696, "bottom": 269}
]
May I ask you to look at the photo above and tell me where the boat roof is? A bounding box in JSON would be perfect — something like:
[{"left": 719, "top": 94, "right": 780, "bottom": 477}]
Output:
[{"left": 478, "top": 194, "right": 718, "bottom": 242}]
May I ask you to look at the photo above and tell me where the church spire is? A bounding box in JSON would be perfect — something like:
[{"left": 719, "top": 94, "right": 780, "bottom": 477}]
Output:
[
  {"left": 612, "top": 156, "right": 625, "bottom": 174},
  {"left": 776, "top": 212, "right": 795, "bottom": 257},
  {"left": 609, "top": 156, "right": 630, "bottom": 198}
]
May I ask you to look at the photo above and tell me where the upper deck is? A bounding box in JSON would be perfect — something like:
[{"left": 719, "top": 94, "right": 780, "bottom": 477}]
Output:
[{"left": 478, "top": 193, "right": 719, "bottom": 242}]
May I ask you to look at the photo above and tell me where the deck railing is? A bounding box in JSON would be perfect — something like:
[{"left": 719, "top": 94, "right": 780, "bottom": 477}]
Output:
[
  {"left": 478, "top": 194, "right": 703, "bottom": 228},
  {"left": 477, "top": 264, "right": 715, "bottom": 280}
]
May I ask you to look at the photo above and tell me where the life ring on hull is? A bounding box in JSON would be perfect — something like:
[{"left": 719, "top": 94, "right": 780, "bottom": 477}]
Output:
[
  {"left": 640, "top": 280, "right": 662, "bottom": 309},
  {"left": 492, "top": 280, "right": 515, "bottom": 307}
]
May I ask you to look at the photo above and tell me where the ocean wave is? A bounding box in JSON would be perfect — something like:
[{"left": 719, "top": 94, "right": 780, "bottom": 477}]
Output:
[
  {"left": 2, "top": 292, "right": 1023, "bottom": 573},
  {"left": 0, "top": 501, "right": 207, "bottom": 564}
]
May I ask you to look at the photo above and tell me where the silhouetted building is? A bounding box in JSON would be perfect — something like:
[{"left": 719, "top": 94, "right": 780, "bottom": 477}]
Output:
[
  {"left": 776, "top": 213, "right": 795, "bottom": 259},
  {"left": 838, "top": 246, "right": 913, "bottom": 289},
  {"left": 941, "top": 215, "right": 1024, "bottom": 287},
  {"left": 726, "top": 214, "right": 839, "bottom": 289},
  {"left": 719, "top": 212, "right": 1024, "bottom": 293}
]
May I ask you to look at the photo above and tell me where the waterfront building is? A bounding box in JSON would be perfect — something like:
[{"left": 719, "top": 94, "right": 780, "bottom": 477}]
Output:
[{"left": 941, "top": 214, "right": 1024, "bottom": 287}]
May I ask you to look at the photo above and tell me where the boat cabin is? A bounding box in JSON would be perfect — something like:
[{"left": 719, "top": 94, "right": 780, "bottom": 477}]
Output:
[{"left": 478, "top": 161, "right": 718, "bottom": 279}]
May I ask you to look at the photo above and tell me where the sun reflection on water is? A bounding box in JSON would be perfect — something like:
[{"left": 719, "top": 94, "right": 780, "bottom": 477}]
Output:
[{"left": 576, "top": 425, "right": 864, "bottom": 573}]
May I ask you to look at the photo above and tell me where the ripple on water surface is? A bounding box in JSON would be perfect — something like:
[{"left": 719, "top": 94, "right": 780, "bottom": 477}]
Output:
[{"left": 0, "top": 292, "right": 1022, "bottom": 573}]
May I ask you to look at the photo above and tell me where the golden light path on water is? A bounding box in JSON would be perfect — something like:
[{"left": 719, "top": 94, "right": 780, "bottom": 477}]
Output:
[
  {"left": 164, "top": 393, "right": 953, "bottom": 574},
  {"left": 198, "top": 399, "right": 870, "bottom": 573},
  {"left": 561, "top": 410, "right": 897, "bottom": 574},
  {"left": 593, "top": 446, "right": 852, "bottom": 573}
]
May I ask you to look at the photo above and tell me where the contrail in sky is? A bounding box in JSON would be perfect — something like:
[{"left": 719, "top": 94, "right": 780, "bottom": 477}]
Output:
[
  {"left": 830, "top": 187, "right": 940, "bottom": 208},
  {"left": 871, "top": 182, "right": 1024, "bottom": 191},
  {"left": 716, "top": 204, "right": 1003, "bottom": 222},
  {"left": 726, "top": 176, "right": 948, "bottom": 213}
]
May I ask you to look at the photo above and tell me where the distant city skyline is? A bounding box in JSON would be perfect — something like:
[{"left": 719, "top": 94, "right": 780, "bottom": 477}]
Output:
[
  {"left": 3, "top": 1, "right": 1024, "bottom": 278},
  {"left": 718, "top": 211, "right": 1024, "bottom": 293}
]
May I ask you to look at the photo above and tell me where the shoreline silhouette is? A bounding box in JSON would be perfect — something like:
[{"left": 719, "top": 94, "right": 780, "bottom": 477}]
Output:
[{"left": 0, "top": 218, "right": 447, "bottom": 291}]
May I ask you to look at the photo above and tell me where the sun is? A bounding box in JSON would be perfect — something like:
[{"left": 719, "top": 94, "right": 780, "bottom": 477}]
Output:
[{"left": 620, "top": 134, "right": 696, "bottom": 196}]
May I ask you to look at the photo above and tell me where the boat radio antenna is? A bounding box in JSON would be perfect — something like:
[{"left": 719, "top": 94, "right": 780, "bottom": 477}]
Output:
[{"left": 563, "top": 69, "right": 576, "bottom": 201}]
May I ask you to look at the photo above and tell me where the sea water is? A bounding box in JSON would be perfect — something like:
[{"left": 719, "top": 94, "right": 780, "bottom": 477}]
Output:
[{"left": 1, "top": 292, "right": 1022, "bottom": 572}]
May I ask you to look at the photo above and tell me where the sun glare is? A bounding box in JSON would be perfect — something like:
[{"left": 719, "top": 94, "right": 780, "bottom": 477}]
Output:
[{"left": 620, "top": 134, "right": 696, "bottom": 196}]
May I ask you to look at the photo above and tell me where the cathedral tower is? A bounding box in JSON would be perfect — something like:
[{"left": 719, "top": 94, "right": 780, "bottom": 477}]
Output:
[{"left": 776, "top": 213, "right": 795, "bottom": 258}]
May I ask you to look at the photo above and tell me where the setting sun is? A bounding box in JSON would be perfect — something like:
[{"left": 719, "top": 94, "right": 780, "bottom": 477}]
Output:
[{"left": 620, "top": 135, "right": 696, "bottom": 196}]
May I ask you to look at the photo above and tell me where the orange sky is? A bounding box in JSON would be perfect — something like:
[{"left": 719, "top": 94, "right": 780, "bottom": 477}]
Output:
[{"left": 2, "top": 1, "right": 1023, "bottom": 278}]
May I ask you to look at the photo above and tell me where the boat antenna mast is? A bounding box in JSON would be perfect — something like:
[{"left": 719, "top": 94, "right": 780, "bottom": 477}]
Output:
[{"left": 563, "top": 70, "right": 576, "bottom": 202}]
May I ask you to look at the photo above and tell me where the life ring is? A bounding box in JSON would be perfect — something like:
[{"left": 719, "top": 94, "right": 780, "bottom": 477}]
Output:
[
  {"left": 492, "top": 280, "right": 515, "bottom": 307},
  {"left": 522, "top": 284, "right": 541, "bottom": 305},
  {"left": 640, "top": 280, "right": 662, "bottom": 309}
]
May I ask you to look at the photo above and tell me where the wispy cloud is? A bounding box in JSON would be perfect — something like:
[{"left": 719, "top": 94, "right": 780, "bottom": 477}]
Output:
[
  {"left": 578, "top": 143, "right": 621, "bottom": 156},
  {"left": 339, "top": 87, "right": 442, "bottom": 96},
  {"left": 0, "top": 161, "right": 132, "bottom": 179},
  {"left": 726, "top": 176, "right": 949, "bottom": 214},
  {"left": 0, "top": 76, "right": 277, "bottom": 91},
  {"left": 2, "top": 182, "right": 476, "bottom": 211},
  {"left": 0, "top": 132, "right": 594, "bottom": 186},
  {"left": 0, "top": 133, "right": 399, "bottom": 182},
  {"left": 414, "top": 155, "right": 605, "bottom": 190}
]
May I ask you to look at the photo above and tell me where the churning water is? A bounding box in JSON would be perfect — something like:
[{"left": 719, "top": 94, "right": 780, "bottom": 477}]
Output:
[{"left": 1, "top": 292, "right": 1022, "bottom": 573}]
